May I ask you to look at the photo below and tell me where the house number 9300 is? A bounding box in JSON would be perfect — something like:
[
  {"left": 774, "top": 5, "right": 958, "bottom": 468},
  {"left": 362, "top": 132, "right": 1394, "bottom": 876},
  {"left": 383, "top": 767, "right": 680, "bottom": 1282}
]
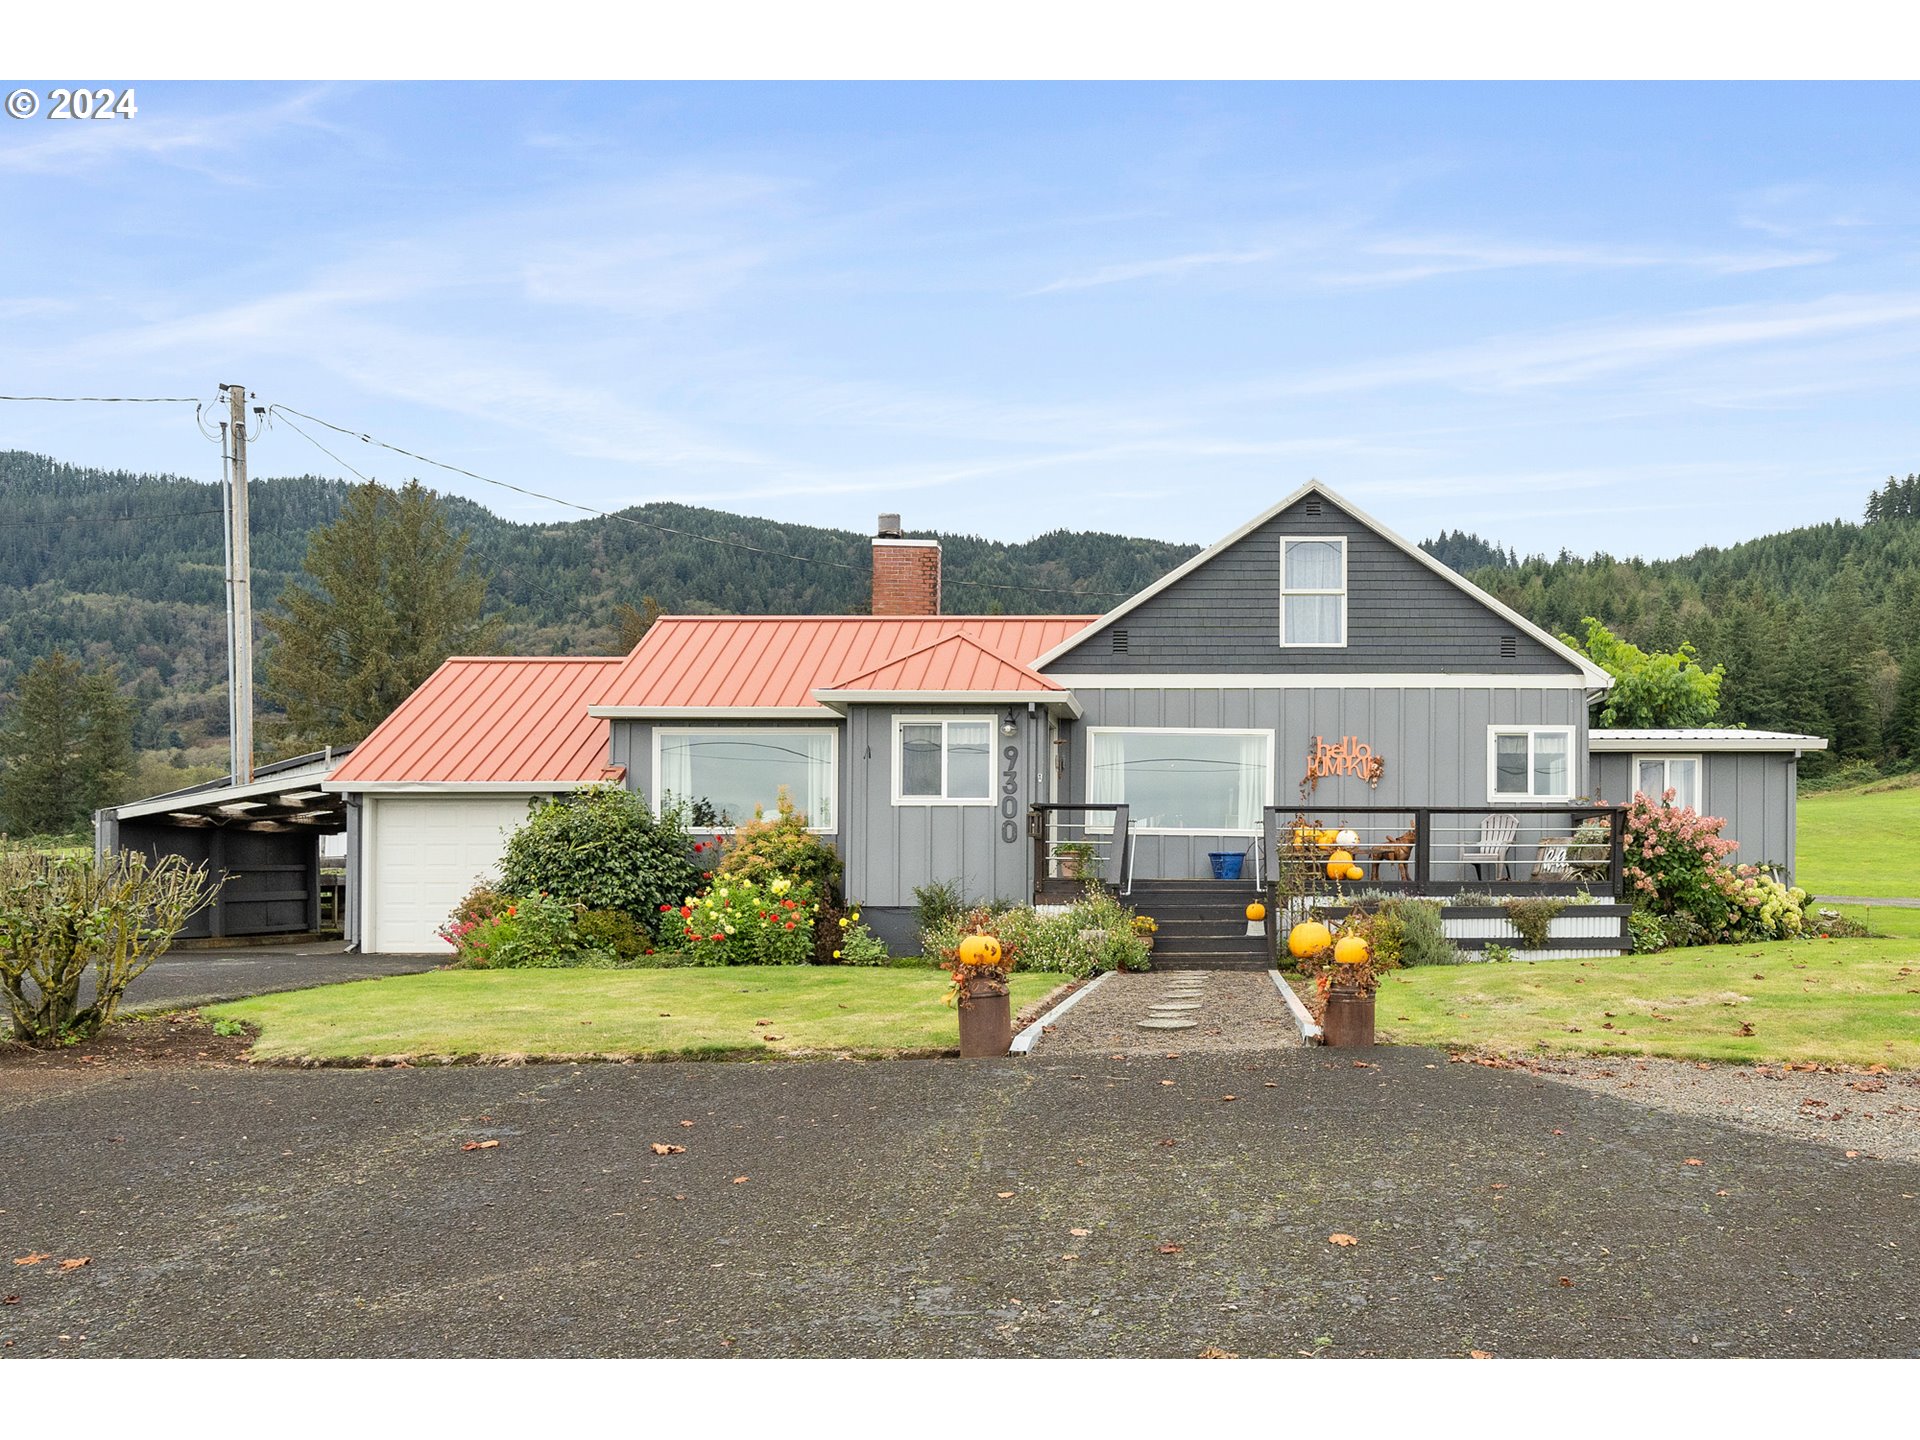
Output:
[{"left": 999, "top": 743, "right": 1020, "bottom": 843}]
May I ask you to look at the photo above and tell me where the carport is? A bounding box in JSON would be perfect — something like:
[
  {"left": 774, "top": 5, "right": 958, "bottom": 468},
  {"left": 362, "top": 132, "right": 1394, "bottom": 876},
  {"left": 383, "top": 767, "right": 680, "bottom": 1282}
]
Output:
[{"left": 94, "top": 748, "right": 352, "bottom": 940}]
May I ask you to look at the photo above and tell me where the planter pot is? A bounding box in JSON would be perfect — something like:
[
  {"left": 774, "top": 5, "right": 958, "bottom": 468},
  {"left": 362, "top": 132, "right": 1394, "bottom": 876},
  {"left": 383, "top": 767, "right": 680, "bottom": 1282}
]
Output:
[
  {"left": 1057, "top": 857, "right": 1089, "bottom": 880},
  {"left": 957, "top": 973, "right": 1013, "bottom": 1057},
  {"left": 1207, "top": 851, "right": 1245, "bottom": 881},
  {"left": 1322, "top": 983, "right": 1375, "bottom": 1048}
]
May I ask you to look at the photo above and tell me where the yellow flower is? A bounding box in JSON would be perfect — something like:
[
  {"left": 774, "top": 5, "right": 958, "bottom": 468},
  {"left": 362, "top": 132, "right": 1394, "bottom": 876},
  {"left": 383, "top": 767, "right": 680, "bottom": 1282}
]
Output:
[
  {"left": 851, "top": 911, "right": 861, "bottom": 922},
  {"left": 832, "top": 949, "right": 842, "bottom": 959},
  {"left": 838, "top": 917, "right": 849, "bottom": 928}
]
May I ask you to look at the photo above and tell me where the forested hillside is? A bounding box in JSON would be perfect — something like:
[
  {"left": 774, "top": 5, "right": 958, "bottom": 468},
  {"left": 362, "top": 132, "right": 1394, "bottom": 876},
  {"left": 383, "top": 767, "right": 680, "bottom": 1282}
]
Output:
[{"left": 0, "top": 450, "right": 1194, "bottom": 762}]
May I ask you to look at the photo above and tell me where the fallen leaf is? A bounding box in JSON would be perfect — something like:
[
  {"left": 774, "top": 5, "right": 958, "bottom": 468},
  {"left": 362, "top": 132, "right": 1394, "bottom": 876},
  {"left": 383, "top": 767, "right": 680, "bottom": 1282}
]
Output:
[
  {"left": 1160, "top": 1079, "right": 1175, "bottom": 1086},
  {"left": 680, "top": 1120, "right": 695, "bottom": 1127},
  {"left": 1157, "top": 1243, "right": 1184, "bottom": 1254},
  {"left": 461, "top": 1139, "right": 500, "bottom": 1152},
  {"left": 1557, "top": 1276, "right": 1574, "bottom": 1287},
  {"left": 58, "top": 1258, "right": 89, "bottom": 1272},
  {"left": 1328, "top": 1234, "right": 1359, "bottom": 1247},
  {"left": 1070, "top": 1227, "right": 1091, "bottom": 1237},
  {"left": 12, "top": 1254, "right": 50, "bottom": 1267},
  {"left": 1551, "top": 1129, "right": 1565, "bottom": 1136},
  {"left": 732, "top": 1176, "right": 750, "bottom": 1184},
  {"left": 1468, "top": 1349, "right": 1493, "bottom": 1359},
  {"left": 1716, "top": 1189, "right": 1731, "bottom": 1197},
  {"left": 1683, "top": 1158, "right": 1703, "bottom": 1166},
  {"left": 996, "top": 1191, "right": 1015, "bottom": 1199},
  {"left": 1489, "top": 1183, "right": 1507, "bottom": 1190},
  {"left": 1198, "top": 1347, "right": 1239, "bottom": 1359},
  {"left": 1157, "top": 1138, "right": 1179, "bottom": 1147},
  {"left": 1737, "top": 1022, "right": 1755, "bottom": 1037},
  {"left": 1221, "top": 1094, "right": 1237, "bottom": 1102},
  {"left": 1846, "top": 1150, "right": 1860, "bottom": 1159},
  {"left": 649, "top": 1143, "right": 686, "bottom": 1156},
  {"left": 1, "top": 1295, "right": 17, "bottom": 1305},
  {"left": 760, "top": 1034, "right": 784, "bottom": 1041}
]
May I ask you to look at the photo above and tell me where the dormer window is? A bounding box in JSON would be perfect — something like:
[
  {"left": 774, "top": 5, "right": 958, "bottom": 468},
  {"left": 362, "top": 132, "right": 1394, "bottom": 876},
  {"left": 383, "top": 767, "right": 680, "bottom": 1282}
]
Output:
[{"left": 1280, "top": 536, "right": 1346, "bottom": 647}]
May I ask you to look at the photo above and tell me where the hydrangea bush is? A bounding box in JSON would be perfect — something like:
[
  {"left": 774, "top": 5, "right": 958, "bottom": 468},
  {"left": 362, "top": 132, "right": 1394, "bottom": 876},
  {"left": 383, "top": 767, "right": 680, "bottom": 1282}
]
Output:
[{"left": 1620, "top": 792, "right": 1806, "bottom": 945}]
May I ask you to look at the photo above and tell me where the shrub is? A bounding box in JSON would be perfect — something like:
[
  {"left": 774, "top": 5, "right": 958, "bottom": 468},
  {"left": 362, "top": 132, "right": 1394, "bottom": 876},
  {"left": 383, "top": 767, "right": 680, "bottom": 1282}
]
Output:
[
  {"left": 500, "top": 786, "right": 700, "bottom": 920},
  {"left": 1810, "top": 906, "right": 1872, "bottom": 939},
  {"left": 1627, "top": 907, "right": 1668, "bottom": 954},
  {"left": 1500, "top": 895, "right": 1565, "bottom": 950},
  {"left": 832, "top": 915, "right": 890, "bottom": 965},
  {"left": 0, "top": 847, "right": 219, "bottom": 1045},
  {"left": 711, "top": 790, "right": 843, "bottom": 899},
  {"left": 1373, "top": 897, "right": 1461, "bottom": 966},
  {"left": 1451, "top": 890, "right": 1497, "bottom": 909},
  {"left": 465, "top": 893, "right": 616, "bottom": 969},
  {"left": 667, "top": 875, "right": 817, "bottom": 965},
  {"left": 913, "top": 880, "right": 964, "bottom": 933},
  {"left": 920, "top": 889, "right": 1149, "bottom": 978},
  {"left": 575, "top": 908, "right": 654, "bottom": 962},
  {"left": 1618, "top": 794, "right": 1739, "bottom": 935},
  {"left": 1482, "top": 942, "right": 1515, "bottom": 963},
  {"left": 1721, "top": 867, "right": 1807, "bottom": 943},
  {"left": 439, "top": 881, "right": 510, "bottom": 957}
]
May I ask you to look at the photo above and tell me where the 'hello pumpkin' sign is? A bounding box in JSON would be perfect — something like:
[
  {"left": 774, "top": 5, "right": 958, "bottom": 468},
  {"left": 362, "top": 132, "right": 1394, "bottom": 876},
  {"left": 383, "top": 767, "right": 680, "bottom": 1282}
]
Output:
[{"left": 1302, "top": 735, "right": 1385, "bottom": 792}]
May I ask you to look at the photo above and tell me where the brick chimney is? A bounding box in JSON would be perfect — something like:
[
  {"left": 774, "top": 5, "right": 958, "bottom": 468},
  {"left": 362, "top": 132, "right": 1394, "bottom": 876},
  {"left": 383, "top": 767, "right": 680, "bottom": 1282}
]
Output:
[{"left": 871, "top": 513, "right": 941, "bottom": 616}]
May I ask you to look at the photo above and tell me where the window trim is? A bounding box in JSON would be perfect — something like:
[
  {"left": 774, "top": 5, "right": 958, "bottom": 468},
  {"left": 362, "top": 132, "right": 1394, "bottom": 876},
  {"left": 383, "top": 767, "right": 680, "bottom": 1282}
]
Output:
[
  {"left": 1632, "top": 752, "right": 1703, "bottom": 811},
  {"left": 1278, "top": 535, "right": 1347, "bottom": 649},
  {"left": 1085, "top": 724, "right": 1276, "bottom": 835},
  {"left": 1485, "top": 724, "right": 1576, "bottom": 803},
  {"left": 890, "top": 713, "right": 996, "bottom": 807},
  {"left": 650, "top": 724, "right": 840, "bottom": 833}
]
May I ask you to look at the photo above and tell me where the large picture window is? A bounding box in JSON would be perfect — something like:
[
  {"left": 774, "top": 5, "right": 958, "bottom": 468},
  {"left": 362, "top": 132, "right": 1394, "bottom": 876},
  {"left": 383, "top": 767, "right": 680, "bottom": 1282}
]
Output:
[
  {"left": 1088, "top": 728, "right": 1271, "bottom": 833},
  {"left": 1280, "top": 536, "right": 1346, "bottom": 647},
  {"left": 1488, "top": 726, "right": 1573, "bottom": 802},
  {"left": 893, "top": 715, "right": 992, "bottom": 804},
  {"left": 1634, "top": 754, "right": 1701, "bottom": 811},
  {"left": 655, "top": 728, "right": 836, "bottom": 830}
]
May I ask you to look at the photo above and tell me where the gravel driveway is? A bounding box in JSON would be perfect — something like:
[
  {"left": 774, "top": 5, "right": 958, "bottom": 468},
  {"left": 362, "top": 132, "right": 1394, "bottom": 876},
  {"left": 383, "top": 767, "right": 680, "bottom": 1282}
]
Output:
[
  {"left": 5, "top": 1047, "right": 1913, "bottom": 1358},
  {"left": 1030, "top": 970, "right": 1300, "bottom": 1056}
]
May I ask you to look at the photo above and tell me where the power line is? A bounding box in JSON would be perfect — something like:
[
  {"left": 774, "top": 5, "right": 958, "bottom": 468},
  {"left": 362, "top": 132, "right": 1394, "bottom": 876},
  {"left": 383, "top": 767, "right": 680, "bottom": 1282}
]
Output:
[
  {"left": 265, "top": 408, "right": 373, "bottom": 484},
  {"left": 0, "top": 394, "right": 202, "bottom": 404},
  {"left": 267, "top": 403, "right": 1134, "bottom": 602}
]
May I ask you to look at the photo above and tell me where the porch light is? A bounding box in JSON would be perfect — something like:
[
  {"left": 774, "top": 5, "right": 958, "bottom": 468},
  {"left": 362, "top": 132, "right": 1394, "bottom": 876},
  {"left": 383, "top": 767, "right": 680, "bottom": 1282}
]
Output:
[{"left": 1000, "top": 711, "right": 1018, "bottom": 737}]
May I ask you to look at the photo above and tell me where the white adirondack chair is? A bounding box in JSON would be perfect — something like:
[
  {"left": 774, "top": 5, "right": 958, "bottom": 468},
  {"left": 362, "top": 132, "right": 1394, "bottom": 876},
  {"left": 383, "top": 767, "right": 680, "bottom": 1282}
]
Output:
[{"left": 1461, "top": 812, "right": 1521, "bottom": 882}]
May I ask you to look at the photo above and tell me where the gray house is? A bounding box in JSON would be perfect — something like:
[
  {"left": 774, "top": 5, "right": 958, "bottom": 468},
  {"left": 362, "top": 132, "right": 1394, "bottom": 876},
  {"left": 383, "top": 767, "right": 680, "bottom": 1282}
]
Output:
[{"left": 322, "top": 481, "right": 1821, "bottom": 956}]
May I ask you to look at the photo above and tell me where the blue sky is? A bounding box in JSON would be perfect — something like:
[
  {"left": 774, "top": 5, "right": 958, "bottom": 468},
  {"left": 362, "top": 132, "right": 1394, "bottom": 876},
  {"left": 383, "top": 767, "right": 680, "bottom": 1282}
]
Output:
[{"left": 3, "top": 81, "right": 1917, "bottom": 557}]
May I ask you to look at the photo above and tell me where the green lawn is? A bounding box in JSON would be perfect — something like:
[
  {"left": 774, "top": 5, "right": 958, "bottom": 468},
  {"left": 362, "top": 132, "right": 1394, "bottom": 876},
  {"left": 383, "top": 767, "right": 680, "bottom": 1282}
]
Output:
[
  {"left": 210, "top": 967, "right": 1065, "bottom": 1062},
  {"left": 1374, "top": 937, "right": 1920, "bottom": 1069},
  {"left": 1797, "top": 774, "right": 1920, "bottom": 899}
]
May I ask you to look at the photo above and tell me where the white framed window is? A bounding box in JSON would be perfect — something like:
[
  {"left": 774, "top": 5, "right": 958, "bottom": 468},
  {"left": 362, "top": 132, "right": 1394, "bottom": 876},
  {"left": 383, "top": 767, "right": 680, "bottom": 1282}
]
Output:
[
  {"left": 1087, "top": 726, "right": 1273, "bottom": 833},
  {"left": 892, "top": 715, "right": 993, "bottom": 805},
  {"left": 1487, "top": 725, "right": 1574, "bottom": 802},
  {"left": 653, "top": 727, "right": 838, "bottom": 831},
  {"left": 1280, "top": 536, "right": 1346, "bottom": 647},
  {"left": 1634, "top": 754, "right": 1701, "bottom": 811}
]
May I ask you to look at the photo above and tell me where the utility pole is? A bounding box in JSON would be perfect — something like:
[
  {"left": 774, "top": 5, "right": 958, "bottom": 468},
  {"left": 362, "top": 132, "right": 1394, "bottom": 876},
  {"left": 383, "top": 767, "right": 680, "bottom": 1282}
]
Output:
[{"left": 221, "top": 382, "right": 256, "bottom": 787}]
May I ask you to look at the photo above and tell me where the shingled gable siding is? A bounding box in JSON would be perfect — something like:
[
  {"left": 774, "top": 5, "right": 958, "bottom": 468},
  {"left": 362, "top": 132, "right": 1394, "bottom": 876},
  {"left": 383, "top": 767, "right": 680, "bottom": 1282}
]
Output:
[{"left": 1043, "top": 493, "right": 1579, "bottom": 675}]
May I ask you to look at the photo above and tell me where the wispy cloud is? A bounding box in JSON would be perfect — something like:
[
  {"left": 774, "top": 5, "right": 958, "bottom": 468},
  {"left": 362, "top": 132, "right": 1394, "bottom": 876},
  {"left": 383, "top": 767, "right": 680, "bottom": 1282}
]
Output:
[
  {"left": 1027, "top": 247, "right": 1276, "bottom": 295},
  {"left": 0, "top": 86, "right": 350, "bottom": 179},
  {"left": 1279, "top": 292, "right": 1920, "bottom": 395},
  {"left": 1318, "top": 235, "right": 1834, "bottom": 288}
]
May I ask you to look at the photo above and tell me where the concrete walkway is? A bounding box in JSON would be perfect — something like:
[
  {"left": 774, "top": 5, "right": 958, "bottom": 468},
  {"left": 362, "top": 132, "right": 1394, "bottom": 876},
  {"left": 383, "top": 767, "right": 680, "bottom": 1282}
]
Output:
[
  {"left": 2, "top": 1051, "right": 1914, "bottom": 1356},
  {"left": 1031, "top": 970, "right": 1300, "bottom": 1055}
]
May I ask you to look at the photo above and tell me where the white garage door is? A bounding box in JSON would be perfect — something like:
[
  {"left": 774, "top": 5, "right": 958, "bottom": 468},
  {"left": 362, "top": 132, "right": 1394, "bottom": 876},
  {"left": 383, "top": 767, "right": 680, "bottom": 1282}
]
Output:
[{"left": 366, "top": 794, "right": 542, "bottom": 953}]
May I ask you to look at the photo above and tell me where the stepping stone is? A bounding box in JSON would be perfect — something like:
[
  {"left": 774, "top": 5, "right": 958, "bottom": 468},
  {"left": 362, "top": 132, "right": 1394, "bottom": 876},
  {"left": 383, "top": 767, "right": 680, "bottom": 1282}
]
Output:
[
  {"left": 1137, "top": 1017, "right": 1198, "bottom": 1030},
  {"left": 1148, "top": 1001, "right": 1204, "bottom": 1012}
]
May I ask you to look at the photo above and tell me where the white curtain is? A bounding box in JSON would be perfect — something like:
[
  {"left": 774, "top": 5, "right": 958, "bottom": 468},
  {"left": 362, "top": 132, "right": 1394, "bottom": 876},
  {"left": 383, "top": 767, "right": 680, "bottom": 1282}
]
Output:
[{"left": 1089, "top": 730, "right": 1266, "bottom": 831}]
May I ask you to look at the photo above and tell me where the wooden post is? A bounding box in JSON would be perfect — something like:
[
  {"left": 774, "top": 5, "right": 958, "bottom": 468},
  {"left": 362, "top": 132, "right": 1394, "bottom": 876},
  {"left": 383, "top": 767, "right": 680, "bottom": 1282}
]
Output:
[
  {"left": 1610, "top": 806, "right": 1627, "bottom": 902},
  {"left": 223, "top": 382, "right": 255, "bottom": 787},
  {"left": 1413, "top": 808, "right": 1431, "bottom": 895}
]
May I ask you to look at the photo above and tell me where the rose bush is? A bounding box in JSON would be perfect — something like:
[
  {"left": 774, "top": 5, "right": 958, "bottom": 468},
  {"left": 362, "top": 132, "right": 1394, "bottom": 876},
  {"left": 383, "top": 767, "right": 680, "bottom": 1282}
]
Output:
[{"left": 665, "top": 873, "right": 817, "bottom": 965}]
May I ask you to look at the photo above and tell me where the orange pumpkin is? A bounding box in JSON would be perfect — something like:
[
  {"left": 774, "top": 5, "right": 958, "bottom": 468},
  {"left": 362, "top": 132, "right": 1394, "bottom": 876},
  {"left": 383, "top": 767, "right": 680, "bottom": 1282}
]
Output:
[
  {"left": 1245, "top": 901, "right": 1267, "bottom": 922},
  {"left": 1287, "top": 920, "right": 1333, "bottom": 958},
  {"left": 1334, "top": 934, "right": 1371, "bottom": 966},
  {"left": 958, "top": 934, "right": 1003, "bottom": 967},
  {"left": 1325, "top": 848, "right": 1354, "bottom": 879}
]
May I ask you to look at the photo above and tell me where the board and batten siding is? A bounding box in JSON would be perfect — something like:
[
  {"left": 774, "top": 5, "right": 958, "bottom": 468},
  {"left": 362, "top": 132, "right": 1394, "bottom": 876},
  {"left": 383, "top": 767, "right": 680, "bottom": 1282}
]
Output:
[
  {"left": 840, "top": 703, "right": 1045, "bottom": 912},
  {"left": 1060, "top": 683, "right": 1592, "bottom": 882},
  {"left": 1591, "top": 750, "right": 1800, "bottom": 880},
  {"left": 1044, "top": 491, "right": 1582, "bottom": 676}
]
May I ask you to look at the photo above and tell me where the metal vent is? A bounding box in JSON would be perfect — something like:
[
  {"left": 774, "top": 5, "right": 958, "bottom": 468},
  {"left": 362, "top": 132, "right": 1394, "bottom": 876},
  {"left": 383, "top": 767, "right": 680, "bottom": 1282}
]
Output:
[
  {"left": 1500, "top": 635, "right": 1518, "bottom": 659},
  {"left": 1112, "top": 628, "right": 1129, "bottom": 654},
  {"left": 1303, "top": 497, "right": 1322, "bottom": 516}
]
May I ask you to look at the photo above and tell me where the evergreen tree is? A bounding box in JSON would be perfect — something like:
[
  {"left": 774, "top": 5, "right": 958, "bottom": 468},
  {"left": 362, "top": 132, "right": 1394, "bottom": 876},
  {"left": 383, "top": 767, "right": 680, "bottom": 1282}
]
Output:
[
  {"left": 262, "top": 480, "right": 499, "bottom": 748},
  {"left": 613, "top": 595, "right": 663, "bottom": 653},
  {"left": 0, "top": 650, "right": 135, "bottom": 834},
  {"left": 1890, "top": 648, "right": 1920, "bottom": 762},
  {"left": 1815, "top": 574, "right": 1883, "bottom": 758}
]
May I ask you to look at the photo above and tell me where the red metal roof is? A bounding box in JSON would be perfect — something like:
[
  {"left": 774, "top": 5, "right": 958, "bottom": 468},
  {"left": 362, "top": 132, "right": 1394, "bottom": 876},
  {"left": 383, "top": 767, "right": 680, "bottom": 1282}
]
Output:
[
  {"left": 327, "top": 656, "right": 621, "bottom": 786},
  {"left": 820, "top": 632, "right": 1065, "bottom": 694},
  {"left": 597, "top": 616, "right": 1095, "bottom": 711}
]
